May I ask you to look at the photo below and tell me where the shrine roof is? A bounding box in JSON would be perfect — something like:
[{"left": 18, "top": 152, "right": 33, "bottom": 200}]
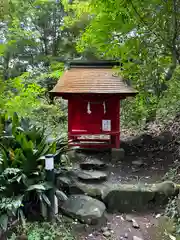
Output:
[{"left": 50, "top": 61, "right": 138, "bottom": 96}]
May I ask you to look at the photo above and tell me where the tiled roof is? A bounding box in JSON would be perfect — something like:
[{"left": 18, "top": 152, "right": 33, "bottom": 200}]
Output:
[{"left": 50, "top": 61, "right": 137, "bottom": 96}]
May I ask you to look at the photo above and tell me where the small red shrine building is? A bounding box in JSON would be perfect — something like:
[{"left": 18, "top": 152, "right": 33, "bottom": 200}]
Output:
[{"left": 50, "top": 61, "right": 137, "bottom": 149}]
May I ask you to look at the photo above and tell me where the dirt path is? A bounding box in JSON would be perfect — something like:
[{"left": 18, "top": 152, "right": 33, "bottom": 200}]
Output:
[
  {"left": 76, "top": 211, "right": 160, "bottom": 240},
  {"left": 72, "top": 132, "right": 175, "bottom": 240}
]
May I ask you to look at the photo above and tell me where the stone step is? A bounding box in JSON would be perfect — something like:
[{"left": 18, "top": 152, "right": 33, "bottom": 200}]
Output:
[
  {"left": 60, "top": 194, "right": 106, "bottom": 225},
  {"left": 102, "top": 181, "right": 178, "bottom": 213},
  {"left": 56, "top": 173, "right": 178, "bottom": 213},
  {"left": 80, "top": 158, "right": 107, "bottom": 170},
  {"left": 77, "top": 170, "right": 108, "bottom": 183},
  {"left": 56, "top": 175, "right": 107, "bottom": 198}
]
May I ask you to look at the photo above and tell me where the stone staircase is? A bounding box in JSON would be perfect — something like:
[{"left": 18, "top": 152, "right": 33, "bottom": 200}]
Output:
[
  {"left": 74, "top": 158, "right": 109, "bottom": 182},
  {"left": 56, "top": 156, "right": 109, "bottom": 197},
  {"left": 55, "top": 152, "right": 178, "bottom": 228},
  {"left": 55, "top": 156, "right": 109, "bottom": 225}
]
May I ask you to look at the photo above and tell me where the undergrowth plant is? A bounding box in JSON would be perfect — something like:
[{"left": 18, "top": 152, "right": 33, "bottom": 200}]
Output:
[
  {"left": 0, "top": 113, "right": 57, "bottom": 173},
  {"left": 0, "top": 73, "right": 66, "bottom": 138},
  {"left": 151, "top": 217, "right": 177, "bottom": 240},
  {"left": 8, "top": 221, "right": 75, "bottom": 240},
  {"left": 121, "top": 66, "right": 180, "bottom": 129},
  {"left": 0, "top": 112, "right": 69, "bottom": 233},
  {"left": 0, "top": 75, "right": 44, "bottom": 118},
  {"left": 0, "top": 167, "right": 52, "bottom": 231}
]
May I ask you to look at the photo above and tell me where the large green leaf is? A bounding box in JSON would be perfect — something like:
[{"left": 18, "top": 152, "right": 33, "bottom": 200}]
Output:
[
  {"left": 11, "top": 196, "right": 24, "bottom": 215},
  {"left": 26, "top": 184, "right": 46, "bottom": 192},
  {"left": 42, "top": 193, "right": 51, "bottom": 206},
  {"left": 0, "top": 195, "right": 23, "bottom": 215},
  {"left": 0, "top": 147, "right": 9, "bottom": 170},
  {"left": 12, "top": 112, "right": 19, "bottom": 135},
  {"left": 2, "top": 168, "right": 21, "bottom": 176},
  {"left": 55, "top": 190, "right": 68, "bottom": 202},
  {"left": 0, "top": 214, "right": 8, "bottom": 231},
  {"left": 48, "top": 141, "right": 57, "bottom": 154},
  {"left": 18, "top": 209, "right": 26, "bottom": 228},
  {"left": 14, "top": 148, "right": 26, "bottom": 164},
  {"left": 0, "top": 112, "right": 67, "bottom": 176}
]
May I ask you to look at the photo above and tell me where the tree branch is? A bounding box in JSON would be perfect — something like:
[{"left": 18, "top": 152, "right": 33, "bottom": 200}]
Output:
[
  {"left": 130, "top": 0, "right": 180, "bottom": 88},
  {"left": 171, "top": 0, "right": 178, "bottom": 65},
  {"left": 129, "top": 0, "right": 178, "bottom": 55},
  {"left": 164, "top": 0, "right": 179, "bottom": 81}
]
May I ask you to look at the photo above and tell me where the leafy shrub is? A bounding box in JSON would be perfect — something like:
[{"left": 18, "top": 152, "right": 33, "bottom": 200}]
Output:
[
  {"left": 163, "top": 167, "right": 180, "bottom": 183},
  {"left": 121, "top": 66, "right": 180, "bottom": 129},
  {"left": 32, "top": 98, "right": 67, "bottom": 138},
  {"left": 0, "top": 61, "right": 66, "bottom": 139},
  {"left": 8, "top": 221, "right": 75, "bottom": 240},
  {"left": 0, "top": 112, "right": 57, "bottom": 174},
  {"left": 147, "top": 196, "right": 180, "bottom": 239},
  {"left": 0, "top": 167, "right": 52, "bottom": 231},
  {"left": 156, "top": 67, "right": 180, "bottom": 124},
  {"left": 0, "top": 112, "right": 69, "bottom": 232},
  {"left": 0, "top": 74, "right": 44, "bottom": 118},
  {"left": 121, "top": 92, "right": 158, "bottom": 128},
  {"left": 148, "top": 216, "right": 177, "bottom": 240}
]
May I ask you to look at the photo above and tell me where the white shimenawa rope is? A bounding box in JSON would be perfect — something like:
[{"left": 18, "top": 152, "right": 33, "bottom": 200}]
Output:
[
  {"left": 87, "top": 102, "right": 106, "bottom": 114},
  {"left": 87, "top": 102, "right": 91, "bottom": 114},
  {"left": 103, "top": 101, "right": 106, "bottom": 114}
]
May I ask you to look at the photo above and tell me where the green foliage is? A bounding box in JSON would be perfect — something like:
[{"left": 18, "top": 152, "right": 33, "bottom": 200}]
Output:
[
  {"left": 0, "top": 166, "right": 53, "bottom": 231},
  {"left": 0, "top": 195, "right": 24, "bottom": 231},
  {"left": 162, "top": 158, "right": 180, "bottom": 183},
  {"left": 8, "top": 221, "right": 75, "bottom": 240},
  {"left": 0, "top": 112, "right": 68, "bottom": 232},
  {"left": 49, "top": 61, "right": 64, "bottom": 79},
  {"left": 0, "top": 0, "right": 9, "bottom": 20},
  {"left": 121, "top": 65, "right": 180, "bottom": 128},
  {"left": 0, "top": 74, "right": 45, "bottom": 118},
  {"left": 156, "top": 67, "right": 180, "bottom": 123},
  {"left": 0, "top": 0, "right": 78, "bottom": 80},
  {"left": 163, "top": 167, "right": 179, "bottom": 183},
  {"left": 148, "top": 216, "right": 177, "bottom": 240},
  {"left": 160, "top": 162, "right": 180, "bottom": 239},
  {"left": 63, "top": 0, "right": 180, "bottom": 127},
  {"left": 165, "top": 198, "right": 179, "bottom": 220},
  {"left": 0, "top": 112, "right": 57, "bottom": 175},
  {"left": 121, "top": 93, "right": 158, "bottom": 127},
  {"left": 164, "top": 197, "right": 180, "bottom": 237},
  {"left": 0, "top": 72, "right": 67, "bottom": 137},
  {"left": 0, "top": 0, "right": 76, "bottom": 139},
  {"left": 32, "top": 99, "right": 67, "bottom": 137}
]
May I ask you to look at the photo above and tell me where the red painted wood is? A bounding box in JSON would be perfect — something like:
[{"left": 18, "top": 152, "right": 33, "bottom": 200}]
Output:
[
  {"left": 66, "top": 94, "right": 120, "bottom": 149},
  {"left": 70, "top": 139, "right": 111, "bottom": 142}
]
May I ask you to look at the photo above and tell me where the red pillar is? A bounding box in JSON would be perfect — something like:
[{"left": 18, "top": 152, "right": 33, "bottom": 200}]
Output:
[
  {"left": 68, "top": 99, "right": 72, "bottom": 144},
  {"left": 115, "top": 99, "right": 120, "bottom": 148}
]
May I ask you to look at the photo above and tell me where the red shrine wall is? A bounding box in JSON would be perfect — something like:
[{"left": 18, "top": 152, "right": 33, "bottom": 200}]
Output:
[{"left": 67, "top": 94, "right": 120, "bottom": 135}]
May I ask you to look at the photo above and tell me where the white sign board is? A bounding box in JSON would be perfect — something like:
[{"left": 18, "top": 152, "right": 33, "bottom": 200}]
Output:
[{"left": 102, "top": 120, "right": 111, "bottom": 131}]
